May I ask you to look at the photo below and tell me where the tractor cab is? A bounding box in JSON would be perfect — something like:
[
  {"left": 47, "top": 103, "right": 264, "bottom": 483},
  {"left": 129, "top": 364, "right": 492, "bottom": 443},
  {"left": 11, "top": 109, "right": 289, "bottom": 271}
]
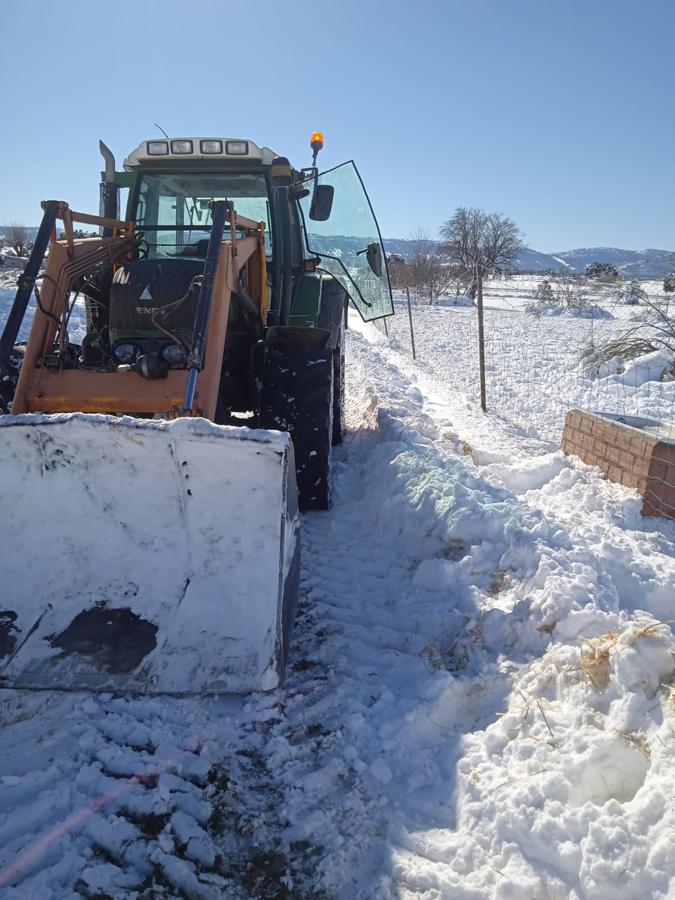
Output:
[
  {"left": 0, "top": 133, "right": 393, "bottom": 509},
  {"left": 111, "top": 135, "right": 393, "bottom": 327}
]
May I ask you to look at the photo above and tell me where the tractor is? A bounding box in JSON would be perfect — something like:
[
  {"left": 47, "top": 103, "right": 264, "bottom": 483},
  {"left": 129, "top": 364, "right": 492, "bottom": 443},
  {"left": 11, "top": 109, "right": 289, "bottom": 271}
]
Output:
[{"left": 0, "top": 133, "right": 392, "bottom": 694}]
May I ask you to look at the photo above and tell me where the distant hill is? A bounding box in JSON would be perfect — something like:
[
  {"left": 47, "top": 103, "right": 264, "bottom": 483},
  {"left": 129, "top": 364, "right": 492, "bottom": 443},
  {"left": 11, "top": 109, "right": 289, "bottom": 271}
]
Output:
[
  {"left": 380, "top": 238, "right": 674, "bottom": 278},
  {"left": 552, "top": 247, "right": 675, "bottom": 278}
]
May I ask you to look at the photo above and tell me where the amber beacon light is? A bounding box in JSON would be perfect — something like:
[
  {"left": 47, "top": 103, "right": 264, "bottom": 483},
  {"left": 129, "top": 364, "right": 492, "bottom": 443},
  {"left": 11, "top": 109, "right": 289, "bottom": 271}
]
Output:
[{"left": 310, "top": 131, "right": 325, "bottom": 164}]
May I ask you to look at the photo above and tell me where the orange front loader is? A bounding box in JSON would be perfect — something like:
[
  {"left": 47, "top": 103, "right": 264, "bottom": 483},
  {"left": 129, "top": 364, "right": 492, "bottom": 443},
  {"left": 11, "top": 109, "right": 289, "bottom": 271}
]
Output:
[{"left": 0, "top": 199, "right": 299, "bottom": 696}]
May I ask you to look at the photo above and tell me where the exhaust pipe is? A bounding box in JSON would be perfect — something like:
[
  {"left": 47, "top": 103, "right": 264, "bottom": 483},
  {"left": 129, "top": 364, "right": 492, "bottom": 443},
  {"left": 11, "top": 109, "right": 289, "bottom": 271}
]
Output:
[{"left": 99, "top": 140, "right": 119, "bottom": 235}]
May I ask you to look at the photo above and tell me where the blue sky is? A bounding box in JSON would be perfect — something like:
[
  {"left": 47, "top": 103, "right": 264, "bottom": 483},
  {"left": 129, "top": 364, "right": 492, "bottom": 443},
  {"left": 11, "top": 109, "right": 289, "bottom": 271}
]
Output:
[{"left": 1, "top": 0, "right": 673, "bottom": 251}]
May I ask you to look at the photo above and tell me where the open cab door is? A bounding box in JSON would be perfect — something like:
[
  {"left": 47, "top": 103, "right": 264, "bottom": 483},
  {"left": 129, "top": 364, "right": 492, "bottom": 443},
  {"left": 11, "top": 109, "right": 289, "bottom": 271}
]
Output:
[{"left": 299, "top": 162, "right": 393, "bottom": 321}]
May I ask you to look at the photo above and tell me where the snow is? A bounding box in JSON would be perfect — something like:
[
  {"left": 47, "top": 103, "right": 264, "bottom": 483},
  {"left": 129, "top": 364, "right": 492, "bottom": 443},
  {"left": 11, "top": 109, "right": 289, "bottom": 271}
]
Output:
[
  {"left": 0, "top": 292, "right": 674, "bottom": 897},
  {"left": 0, "top": 414, "right": 298, "bottom": 695}
]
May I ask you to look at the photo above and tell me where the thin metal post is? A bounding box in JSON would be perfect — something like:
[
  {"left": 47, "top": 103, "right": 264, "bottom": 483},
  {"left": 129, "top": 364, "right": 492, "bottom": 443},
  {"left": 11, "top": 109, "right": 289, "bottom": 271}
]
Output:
[
  {"left": 0, "top": 201, "right": 60, "bottom": 369},
  {"left": 383, "top": 316, "right": 389, "bottom": 338},
  {"left": 406, "top": 286, "right": 416, "bottom": 359},
  {"left": 476, "top": 268, "right": 487, "bottom": 412}
]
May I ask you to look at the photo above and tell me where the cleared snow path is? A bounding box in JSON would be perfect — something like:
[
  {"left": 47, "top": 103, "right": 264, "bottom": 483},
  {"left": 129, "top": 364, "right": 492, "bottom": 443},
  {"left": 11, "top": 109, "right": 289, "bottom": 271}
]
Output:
[{"left": 0, "top": 324, "right": 674, "bottom": 899}]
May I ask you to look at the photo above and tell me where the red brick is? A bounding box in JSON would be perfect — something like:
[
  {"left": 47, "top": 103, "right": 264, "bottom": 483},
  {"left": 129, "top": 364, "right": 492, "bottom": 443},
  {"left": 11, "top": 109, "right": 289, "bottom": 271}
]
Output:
[
  {"left": 621, "top": 471, "right": 640, "bottom": 489},
  {"left": 608, "top": 465, "right": 622, "bottom": 483},
  {"left": 609, "top": 434, "right": 628, "bottom": 452},
  {"left": 633, "top": 451, "right": 650, "bottom": 472},
  {"left": 606, "top": 446, "right": 621, "bottom": 465},
  {"left": 631, "top": 435, "right": 653, "bottom": 455},
  {"left": 593, "top": 420, "right": 612, "bottom": 439},
  {"left": 618, "top": 451, "right": 634, "bottom": 470}
]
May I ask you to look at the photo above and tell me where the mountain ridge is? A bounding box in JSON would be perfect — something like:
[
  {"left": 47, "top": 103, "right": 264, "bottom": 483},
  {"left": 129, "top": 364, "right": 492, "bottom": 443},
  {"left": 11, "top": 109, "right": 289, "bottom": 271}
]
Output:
[{"left": 381, "top": 238, "right": 674, "bottom": 278}]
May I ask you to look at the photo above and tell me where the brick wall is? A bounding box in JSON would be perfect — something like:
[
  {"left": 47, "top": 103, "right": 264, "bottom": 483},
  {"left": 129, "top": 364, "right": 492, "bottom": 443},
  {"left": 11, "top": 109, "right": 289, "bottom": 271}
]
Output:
[{"left": 561, "top": 409, "right": 675, "bottom": 520}]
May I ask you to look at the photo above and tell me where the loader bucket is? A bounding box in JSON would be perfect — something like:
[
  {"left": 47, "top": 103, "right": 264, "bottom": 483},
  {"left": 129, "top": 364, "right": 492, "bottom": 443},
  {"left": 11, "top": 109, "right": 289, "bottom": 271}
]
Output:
[{"left": 0, "top": 414, "right": 300, "bottom": 695}]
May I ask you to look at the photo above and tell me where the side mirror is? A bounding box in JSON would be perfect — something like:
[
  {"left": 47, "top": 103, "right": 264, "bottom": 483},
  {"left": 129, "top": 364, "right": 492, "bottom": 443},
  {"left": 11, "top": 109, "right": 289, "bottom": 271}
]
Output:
[
  {"left": 365, "top": 242, "right": 383, "bottom": 278},
  {"left": 309, "top": 184, "right": 334, "bottom": 221}
]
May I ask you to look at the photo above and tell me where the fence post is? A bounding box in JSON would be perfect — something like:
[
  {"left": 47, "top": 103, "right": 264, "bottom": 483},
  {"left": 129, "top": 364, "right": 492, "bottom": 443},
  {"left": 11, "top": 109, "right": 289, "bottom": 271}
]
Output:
[
  {"left": 406, "top": 287, "right": 416, "bottom": 359},
  {"left": 477, "top": 269, "right": 487, "bottom": 412}
]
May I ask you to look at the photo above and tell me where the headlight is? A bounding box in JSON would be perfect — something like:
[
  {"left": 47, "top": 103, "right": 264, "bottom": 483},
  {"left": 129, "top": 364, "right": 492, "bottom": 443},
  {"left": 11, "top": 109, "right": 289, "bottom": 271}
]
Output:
[
  {"left": 171, "top": 140, "right": 193, "bottom": 154},
  {"left": 161, "top": 343, "right": 185, "bottom": 365},
  {"left": 112, "top": 342, "right": 139, "bottom": 364},
  {"left": 147, "top": 141, "right": 169, "bottom": 156}
]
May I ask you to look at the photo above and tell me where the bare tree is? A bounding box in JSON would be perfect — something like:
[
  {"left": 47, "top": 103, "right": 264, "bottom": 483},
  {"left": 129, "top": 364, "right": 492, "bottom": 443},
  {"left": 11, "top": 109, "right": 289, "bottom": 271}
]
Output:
[
  {"left": 439, "top": 208, "right": 524, "bottom": 410},
  {"left": 439, "top": 207, "right": 524, "bottom": 282},
  {"left": 407, "top": 226, "right": 452, "bottom": 303},
  {"left": 7, "top": 223, "right": 31, "bottom": 257}
]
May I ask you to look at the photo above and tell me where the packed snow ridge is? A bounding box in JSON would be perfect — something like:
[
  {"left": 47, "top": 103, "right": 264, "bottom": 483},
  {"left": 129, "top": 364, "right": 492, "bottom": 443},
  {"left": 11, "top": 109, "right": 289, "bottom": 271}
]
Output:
[{"left": 0, "top": 312, "right": 674, "bottom": 898}]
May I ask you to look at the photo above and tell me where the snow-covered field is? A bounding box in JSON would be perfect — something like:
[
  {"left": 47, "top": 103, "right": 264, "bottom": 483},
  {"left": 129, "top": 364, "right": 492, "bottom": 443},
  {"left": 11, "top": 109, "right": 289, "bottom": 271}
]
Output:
[
  {"left": 0, "top": 289, "right": 675, "bottom": 898},
  {"left": 386, "top": 282, "right": 675, "bottom": 452}
]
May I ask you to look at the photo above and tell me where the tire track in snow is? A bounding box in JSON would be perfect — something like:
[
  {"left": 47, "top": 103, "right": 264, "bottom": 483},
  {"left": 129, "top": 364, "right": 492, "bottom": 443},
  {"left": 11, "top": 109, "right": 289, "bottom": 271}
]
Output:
[{"left": 0, "top": 686, "right": 322, "bottom": 898}]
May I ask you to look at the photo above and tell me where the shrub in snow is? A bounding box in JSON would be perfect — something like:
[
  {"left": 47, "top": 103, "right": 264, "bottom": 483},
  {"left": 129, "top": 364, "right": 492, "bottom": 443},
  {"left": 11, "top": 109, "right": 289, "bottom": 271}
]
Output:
[
  {"left": 663, "top": 272, "right": 675, "bottom": 293},
  {"left": 587, "top": 295, "right": 675, "bottom": 378},
  {"left": 585, "top": 261, "right": 619, "bottom": 281},
  {"left": 615, "top": 280, "right": 647, "bottom": 306},
  {"left": 526, "top": 272, "right": 610, "bottom": 319},
  {"left": 535, "top": 279, "right": 554, "bottom": 304},
  {"left": 528, "top": 300, "right": 611, "bottom": 319}
]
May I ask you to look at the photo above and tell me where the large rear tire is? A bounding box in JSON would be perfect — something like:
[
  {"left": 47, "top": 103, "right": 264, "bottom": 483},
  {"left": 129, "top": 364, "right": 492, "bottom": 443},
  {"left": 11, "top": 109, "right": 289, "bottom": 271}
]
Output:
[{"left": 259, "top": 343, "right": 334, "bottom": 511}]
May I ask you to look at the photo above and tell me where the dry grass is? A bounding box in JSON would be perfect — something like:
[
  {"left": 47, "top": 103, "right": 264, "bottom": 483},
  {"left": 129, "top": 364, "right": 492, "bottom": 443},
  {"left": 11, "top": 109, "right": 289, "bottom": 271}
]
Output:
[
  {"left": 578, "top": 622, "right": 671, "bottom": 692},
  {"left": 579, "top": 630, "right": 620, "bottom": 691},
  {"left": 618, "top": 730, "right": 652, "bottom": 759},
  {"left": 488, "top": 569, "right": 509, "bottom": 595}
]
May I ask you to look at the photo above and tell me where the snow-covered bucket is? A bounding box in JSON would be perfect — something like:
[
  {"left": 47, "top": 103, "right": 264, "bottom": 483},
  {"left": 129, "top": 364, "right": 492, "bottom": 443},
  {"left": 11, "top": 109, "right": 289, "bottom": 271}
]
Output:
[{"left": 0, "top": 414, "right": 300, "bottom": 695}]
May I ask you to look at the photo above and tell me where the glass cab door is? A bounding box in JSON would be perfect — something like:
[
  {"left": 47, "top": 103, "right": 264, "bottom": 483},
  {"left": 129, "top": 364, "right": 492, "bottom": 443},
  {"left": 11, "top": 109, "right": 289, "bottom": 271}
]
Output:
[{"left": 299, "top": 162, "right": 393, "bottom": 321}]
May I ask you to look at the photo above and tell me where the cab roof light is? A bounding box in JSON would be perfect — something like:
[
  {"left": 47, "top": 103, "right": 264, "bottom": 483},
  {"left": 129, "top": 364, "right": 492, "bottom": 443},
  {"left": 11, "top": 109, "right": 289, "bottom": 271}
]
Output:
[
  {"left": 147, "top": 140, "right": 169, "bottom": 156},
  {"left": 200, "top": 139, "right": 223, "bottom": 154},
  {"left": 226, "top": 140, "right": 249, "bottom": 155},
  {"left": 171, "top": 140, "right": 193, "bottom": 154}
]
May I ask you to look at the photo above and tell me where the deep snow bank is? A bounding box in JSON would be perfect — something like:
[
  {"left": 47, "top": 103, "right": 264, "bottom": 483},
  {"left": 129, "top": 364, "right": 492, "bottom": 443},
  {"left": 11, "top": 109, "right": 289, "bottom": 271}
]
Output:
[{"left": 269, "top": 323, "right": 675, "bottom": 899}]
